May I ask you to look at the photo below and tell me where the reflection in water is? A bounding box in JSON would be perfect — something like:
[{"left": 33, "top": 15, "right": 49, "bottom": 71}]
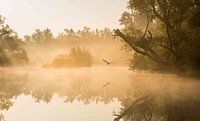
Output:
[
  {"left": 0, "top": 68, "right": 199, "bottom": 121},
  {"left": 115, "top": 92, "right": 200, "bottom": 121},
  {"left": 0, "top": 67, "right": 130, "bottom": 121},
  {"left": 114, "top": 73, "right": 200, "bottom": 121}
]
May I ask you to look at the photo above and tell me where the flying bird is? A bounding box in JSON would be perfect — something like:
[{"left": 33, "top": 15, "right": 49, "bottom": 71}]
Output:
[
  {"left": 102, "top": 82, "right": 112, "bottom": 88},
  {"left": 102, "top": 59, "right": 113, "bottom": 65}
]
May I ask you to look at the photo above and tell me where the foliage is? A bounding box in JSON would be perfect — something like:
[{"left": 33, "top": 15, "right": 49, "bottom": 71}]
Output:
[
  {"left": 43, "top": 46, "right": 93, "bottom": 68},
  {"left": 129, "top": 54, "right": 156, "bottom": 70},
  {"left": 24, "top": 27, "right": 114, "bottom": 46},
  {"left": 24, "top": 27, "right": 128, "bottom": 66},
  {"left": 115, "top": 0, "right": 200, "bottom": 73},
  {"left": 24, "top": 28, "right": 54, "bottom": 45},
  {"left": 0, "top": 16, "right": 29, "bottom": 66}
]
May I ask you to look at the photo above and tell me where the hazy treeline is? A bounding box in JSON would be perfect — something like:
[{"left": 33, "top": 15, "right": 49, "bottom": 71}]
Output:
[
  {"left": 0, "top": 15, "right": 130, "bottom": 67},
  {"left": 23, "top": 27, "right": 130, "bottom": 66}
]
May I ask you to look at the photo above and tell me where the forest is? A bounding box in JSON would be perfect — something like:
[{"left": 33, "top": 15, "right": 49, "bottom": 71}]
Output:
[
  {"left": 0, "top": 19, "right": 130, "bottom": 68},
  {"left": 115, "top": 0, "right": 200, "bottom": 75},
  {"left": 0, "top": 0, "right": 200, "bottom": 74}
]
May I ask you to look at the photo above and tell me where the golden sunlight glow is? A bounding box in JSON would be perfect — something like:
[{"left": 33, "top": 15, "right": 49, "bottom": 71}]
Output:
[
  {"left": 0, "top": 0, "right": 127, "bottom": 36},
  {"left": 0, "top": 0, "right": 199, "bottom": 121},
  {"left": 0, "top": 0, "right": 14, "bottom": 16}
]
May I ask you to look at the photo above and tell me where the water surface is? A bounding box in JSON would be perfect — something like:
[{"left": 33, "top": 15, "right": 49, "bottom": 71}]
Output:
[{"left": 0, "top": 67, "right": 199, "bottom": 121}]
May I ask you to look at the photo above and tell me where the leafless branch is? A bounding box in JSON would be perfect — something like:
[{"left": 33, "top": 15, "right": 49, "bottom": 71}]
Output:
[{"left": 143, "top": 13, "right": 150, "bottom": 38}]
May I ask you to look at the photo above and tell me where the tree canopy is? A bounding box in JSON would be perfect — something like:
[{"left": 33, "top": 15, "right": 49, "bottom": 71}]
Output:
[
  {"left": 0, "top": 16, "right": 29, "bottom": 66},
  {"left": 115, "top": 0, "right": 200, "bottom": 73}
]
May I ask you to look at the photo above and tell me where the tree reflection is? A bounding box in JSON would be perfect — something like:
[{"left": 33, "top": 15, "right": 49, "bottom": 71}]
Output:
[
  {"left": 0, "top": 72, "right": 28, "bottom": 111},
  {"left": 0, "top": 113, "right": 5, "bottom": 121},
  {"left": 0, "top": 93, "right": 13, "bottom": 111},
  {"left": 114, "top": 88, "right": 200, "bottom": 121},
  {"left": 0, "top": 69, "right": 130, "bottom": 105},
  {"left": 0, "top": 72, "right": 28, "bottom": 121},
  {"left": 0, "top": 70, "right": 199, "bottom": 121}
]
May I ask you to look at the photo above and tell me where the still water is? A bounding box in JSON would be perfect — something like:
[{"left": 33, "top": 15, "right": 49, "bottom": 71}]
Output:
[{"left": 0, "top": 67, "right": 199, "bottom": 121}]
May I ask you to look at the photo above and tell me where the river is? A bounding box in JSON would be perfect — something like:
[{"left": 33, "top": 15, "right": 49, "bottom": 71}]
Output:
[{"left": 0, "top": 67, "right": 199, "bottom": 121}]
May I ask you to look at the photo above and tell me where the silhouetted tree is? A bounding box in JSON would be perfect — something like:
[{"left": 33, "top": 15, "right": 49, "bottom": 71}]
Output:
[
  {"left": 0, "top": 16, "right": 29, "bottom": 66},
  {"left": 115, "top": 0, "right": 200, "bottom": 72}
]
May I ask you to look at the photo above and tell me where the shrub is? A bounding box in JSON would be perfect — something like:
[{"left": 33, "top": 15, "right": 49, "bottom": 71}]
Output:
[{"left": 44, "top": 47, "right": 93, "bottom": 68}]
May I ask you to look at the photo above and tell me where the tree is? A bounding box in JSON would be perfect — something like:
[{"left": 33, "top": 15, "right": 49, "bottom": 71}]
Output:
[
  {"left": 0, "top": 16, "right": 29, "bottom": 66},
  {"left": 115, "top": 0, "right": 200, "bottom": 72},
  {"left": 43, "top": 46, "right": 93, "bottom": 68},
  {"left": 30, "top": 28, "right": 54, "bottom": 45}
]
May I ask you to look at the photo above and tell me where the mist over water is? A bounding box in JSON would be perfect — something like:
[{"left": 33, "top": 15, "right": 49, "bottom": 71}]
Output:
[
  {"left": 0, "top": 67, "right": 199, "bottom": 121},
  {"left": 0, "top": 0, "right": 200, "bottom": 120}
]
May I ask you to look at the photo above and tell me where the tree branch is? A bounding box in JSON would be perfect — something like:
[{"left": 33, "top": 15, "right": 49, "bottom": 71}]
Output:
[
  {"left": 114, "top": 29, "right": 147, "bottom": 55},
  {"left": 149, "top": 0, "right": 164, "bottom": 22},
  {"left": 143, "top": 13, "right": 150, "bottom": 38},
  {"left": 114, "top": 29, "right": 167, "bottom": 66},
  {"left": 159, "top": 44, "right": 177, "bottom": 58}
]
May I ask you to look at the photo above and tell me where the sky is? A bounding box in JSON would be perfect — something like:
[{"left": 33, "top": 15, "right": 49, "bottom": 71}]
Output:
[{"left": 0, "top": 0, "right": 127, "bottom": 37}]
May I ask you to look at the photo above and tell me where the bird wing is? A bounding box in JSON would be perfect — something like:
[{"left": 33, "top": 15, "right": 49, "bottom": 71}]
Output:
[
  {"left": 102, "top": 82, "right": 111, "bottom": 88},
  {"left": 102, "top": 59, "right": 110, "bottom": 64}
]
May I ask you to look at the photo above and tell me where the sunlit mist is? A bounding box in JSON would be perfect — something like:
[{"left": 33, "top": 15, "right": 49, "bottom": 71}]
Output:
[{"left": 0, "top": 0, "right": 200, "bottom": 121}]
